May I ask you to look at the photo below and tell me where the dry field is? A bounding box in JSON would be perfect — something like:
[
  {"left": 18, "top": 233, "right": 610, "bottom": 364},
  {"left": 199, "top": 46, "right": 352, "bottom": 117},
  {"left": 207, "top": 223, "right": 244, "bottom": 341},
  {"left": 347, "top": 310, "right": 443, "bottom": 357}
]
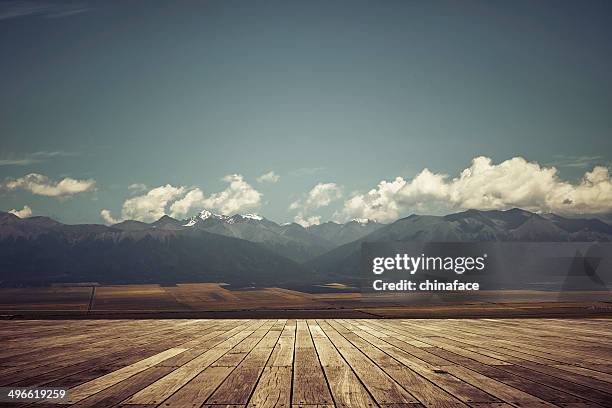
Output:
[
  {"left": 0, "top": 318, "right": 611, "bottom": 407},
  {"left": 0, "top": 283, "right": 611, "bottom": 318}
]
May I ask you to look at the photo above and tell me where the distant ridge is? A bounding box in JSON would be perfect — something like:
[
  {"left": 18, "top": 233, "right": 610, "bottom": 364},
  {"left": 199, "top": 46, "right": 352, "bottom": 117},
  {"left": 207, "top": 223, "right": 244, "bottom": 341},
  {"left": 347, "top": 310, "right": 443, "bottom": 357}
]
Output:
[
  {"left": 1, "top": 208, "right": 610, "bottom": 287},
  {"left": 0, "top": 211, "right": 308, "bottom": 287},
  {"left": 307, "top": 208, "right": 612, "bottom": 281},
  {"left": 113, "top": 209, "right": 386, "bottom": 262}
]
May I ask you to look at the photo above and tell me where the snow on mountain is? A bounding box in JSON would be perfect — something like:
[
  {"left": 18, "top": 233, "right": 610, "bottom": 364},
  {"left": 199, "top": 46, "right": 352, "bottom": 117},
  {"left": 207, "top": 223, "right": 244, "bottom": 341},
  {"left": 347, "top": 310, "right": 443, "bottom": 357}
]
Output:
[
  {"left": 351, "top": 218, "right": 377, "bottom": 225},
  {"left": 227, "top": 213, "right": 266, "bottom": 224},
  {"left": 0, "top": 211, "right": 307, "bottom": 286},
  {"left": 180, "top": 209, "right": 333, "bottom": 262},
  {"left": 183, "top": 209, "right": 283, "bottom": 231},
  {"left": 183, "top": 209, "right": 229, "bottom": 226},
  {"left": 242, "top": 213, "right": 263, "bottom": 221}
]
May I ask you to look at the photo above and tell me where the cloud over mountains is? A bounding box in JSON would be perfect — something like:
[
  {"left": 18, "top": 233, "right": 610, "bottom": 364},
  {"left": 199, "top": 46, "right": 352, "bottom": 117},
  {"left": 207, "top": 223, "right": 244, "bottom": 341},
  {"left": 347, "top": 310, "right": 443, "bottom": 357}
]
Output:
[
  {"left": 96, "top": 156, "right": 612, "bottom": 225},
  {"left": 200, "top": 174, "right": 262, "bottom": 215},
  {"left": 336, "top": 156, "right": 612, "bottom": 222},
  {"left": 8, "top": 205, "right": 32, "bottom": 218},
  {"left": 101, "top": 174, "right": 262, "bottom": 224},
  {"left": 290, "top": 183, "right": 343, "bottom": 227}
]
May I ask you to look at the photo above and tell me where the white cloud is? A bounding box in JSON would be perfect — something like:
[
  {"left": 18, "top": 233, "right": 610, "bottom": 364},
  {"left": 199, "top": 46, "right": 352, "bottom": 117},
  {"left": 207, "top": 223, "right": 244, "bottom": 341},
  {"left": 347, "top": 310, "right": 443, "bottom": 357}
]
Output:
[
  {"left": 294, "top": 214, "right": 321, "bottom": 227},
  {"left": 9, "top": 205, "right": 32, "bottom": 218},
  {"left": 201, "top": 174, "right": 262, "bottom": 215},
  {"left": 100, "top": 209, "right": 119, "bottom": 225},
  {"left": 101, "top": 184, "right": 185, "bottom": 224},
  {"left": 290, "top": 182, "right": 342, "bottom": 226},
  {"left": 257, "top": 171, "right": 280, "bottom": 183},
  {"left": 4, "top": 173, "right": 96, "bottom": 197},
  {"left": 291, "top": 183, "right": 343, "bottom": 211},
  {"left": 128, "top": 183, "right": 148, "bottom": 193},
  {"left": 100, "top": 175, "right": 262, "bottom": 224},
  {"left": 169, "top": 188, "right": 205, "bottom": 219},
  {"left": 336, "top": 156, "right": 612, "bottom": 222}
]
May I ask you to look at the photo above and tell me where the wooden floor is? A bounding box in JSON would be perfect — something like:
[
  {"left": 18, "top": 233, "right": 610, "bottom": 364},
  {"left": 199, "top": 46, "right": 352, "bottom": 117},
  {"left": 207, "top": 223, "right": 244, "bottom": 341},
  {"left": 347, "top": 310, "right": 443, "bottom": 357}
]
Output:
[{"left": 1, "top": 319, "right": 612, "bottom": 407}]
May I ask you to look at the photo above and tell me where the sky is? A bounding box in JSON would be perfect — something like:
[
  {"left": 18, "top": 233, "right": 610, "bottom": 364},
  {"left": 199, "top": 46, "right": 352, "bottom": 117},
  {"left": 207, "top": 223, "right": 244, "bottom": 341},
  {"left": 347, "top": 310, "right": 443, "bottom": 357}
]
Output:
[{"left": 1, "top": 0, "right": 611, "bottom": 225}]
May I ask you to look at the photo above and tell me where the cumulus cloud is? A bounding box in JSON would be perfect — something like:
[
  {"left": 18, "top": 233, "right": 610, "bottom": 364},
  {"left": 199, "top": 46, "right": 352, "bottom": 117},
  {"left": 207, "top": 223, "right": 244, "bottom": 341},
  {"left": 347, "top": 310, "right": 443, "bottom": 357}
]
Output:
[
  {"left": 8, "top": 205, "right": 32, "bottom": 218},
  {"left": 169, "top": 175, "right": 262, "bottom": 218},
  {"left": 169, "top": 188, "right": 205, "bottom": 219},
  {"left": 4, "top": 173, "right": 96, "bottom": 197},
  {"left": 257, "top": 171, "right": 280, "bottom": 183},
  {"left": 100, "top": 175, "right": 262, "bottom": 224},
  {"left": 201, "top": 175, "right": 262, "bottom": 215},
  {"left": 101, "top": 184, "right": 185, "bottom": 224},
  {"left": 291, "top": 183, "right": 343, "bottom": 211},
  {"left": 290, "top": 182, "right": 342, "bottom": 226},
  {"left": 336, "top": 156, "right": 612, "bottom": 222},
  {"left": 294, "top": 214, "right": 321, "bottom": 228},
  {"left": 100, "top": 209, "right": 119, "bottom": 225}
]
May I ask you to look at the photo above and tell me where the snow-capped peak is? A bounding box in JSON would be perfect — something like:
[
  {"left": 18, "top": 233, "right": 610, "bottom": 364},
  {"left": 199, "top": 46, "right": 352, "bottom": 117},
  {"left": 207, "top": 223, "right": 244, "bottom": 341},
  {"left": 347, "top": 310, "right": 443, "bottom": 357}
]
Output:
[
  {"left": 197, "top": 209, "right": 228, "bottom": 221},
  {"left": 183, "top": 209, "right": 228, "bottom": 226},
  {"left": 226, "top": 213, "right": 264, "bottom": 224},
  {"left": 241, "top": 213, "right": 263, "bottom": 221},
  {"left": 351, "top": 218, "right": 376, "bottom": 225},
  {"left": 183, "top": 218, "right": 198, "bottom": 227},
  {"left": 198, "top": 209, "right": 213, "bottom": 220},
  {"left": 184, "top": 209, "right": 265, "bottom": 227}
]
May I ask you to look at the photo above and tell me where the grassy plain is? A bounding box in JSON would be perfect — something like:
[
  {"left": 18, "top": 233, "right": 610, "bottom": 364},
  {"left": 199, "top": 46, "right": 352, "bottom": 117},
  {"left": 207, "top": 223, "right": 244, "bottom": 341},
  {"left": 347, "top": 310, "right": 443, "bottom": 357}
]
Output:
[{"left": 0, "top": 283, "right": 610, "bottom": 319}]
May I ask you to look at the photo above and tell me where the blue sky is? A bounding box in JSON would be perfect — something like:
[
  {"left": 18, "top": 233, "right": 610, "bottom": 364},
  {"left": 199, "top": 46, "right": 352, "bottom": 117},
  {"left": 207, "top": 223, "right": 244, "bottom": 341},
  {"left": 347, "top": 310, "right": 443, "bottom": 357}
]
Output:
[{"left": 1, "top": 0, "right": 611, "bottom": 224}]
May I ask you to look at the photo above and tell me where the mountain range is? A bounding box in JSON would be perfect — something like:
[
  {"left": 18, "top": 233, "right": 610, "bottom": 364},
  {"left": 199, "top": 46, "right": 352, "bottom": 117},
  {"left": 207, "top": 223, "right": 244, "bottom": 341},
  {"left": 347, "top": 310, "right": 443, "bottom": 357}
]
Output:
[
  {"left": 112, "top": 209, "right": 383, "bottom": 262},
  {"left": 307, "top": 208, "right": 612, "bottom": 282},
  {"left": 0, "top": 208, "right": 610, "bottom": 287}
]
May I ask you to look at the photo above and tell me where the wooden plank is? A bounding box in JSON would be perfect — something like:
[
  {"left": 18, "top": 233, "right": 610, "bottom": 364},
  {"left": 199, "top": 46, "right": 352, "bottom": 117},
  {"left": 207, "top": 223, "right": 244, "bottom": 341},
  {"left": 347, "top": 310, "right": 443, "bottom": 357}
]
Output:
[
  {"left": 292, "top": 321, "right": 333, "bottom": 406},
  {"left": 420, "top": 342, "right": 591, "bottom": 405},
  {"left": 499, "top": 364, "right": 612, "bottom": 406},
  {"left": 0, "top": 318, "right": 609, "bottom": 408},
  {"left": 443, "top": 365, "right": 558, "bottom": 407},
  {"left": 207, "top": 330, "right": 281, "bottom": 405},
  {"left": 70, "top": 366, "right": 175, "bottom": 408},
  {"left": 124, "top": 326, "right": 256, "bottom": 405},
  {"left": 334, "top": 319, "right": 497, "bottom": 405},
  {"left": 552, "top": 364, "right": 612, "bottom": 384},
  {"left": 317, "top": 321, "right": 416, "bottom": 405},
  {"left": 510, "top": 361, "right": 612, "bottom": 394},
  {"left": 247, "top": 366, "right": 291, "bottom": 407},
  {"left": 267, "top": 324, "right": 295, "bottom": 367},
  {"left": 2, "top": 320, "right": 216, "bottom": 387},
  {"left": 161, "top": 366, "right": 234, "bottom": 408},
  {"left": 309, "top": 322, "right": 377, "bottom": 407},
  {"left": 64, "top": 346, "right": 188, "bottom": 404}
]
